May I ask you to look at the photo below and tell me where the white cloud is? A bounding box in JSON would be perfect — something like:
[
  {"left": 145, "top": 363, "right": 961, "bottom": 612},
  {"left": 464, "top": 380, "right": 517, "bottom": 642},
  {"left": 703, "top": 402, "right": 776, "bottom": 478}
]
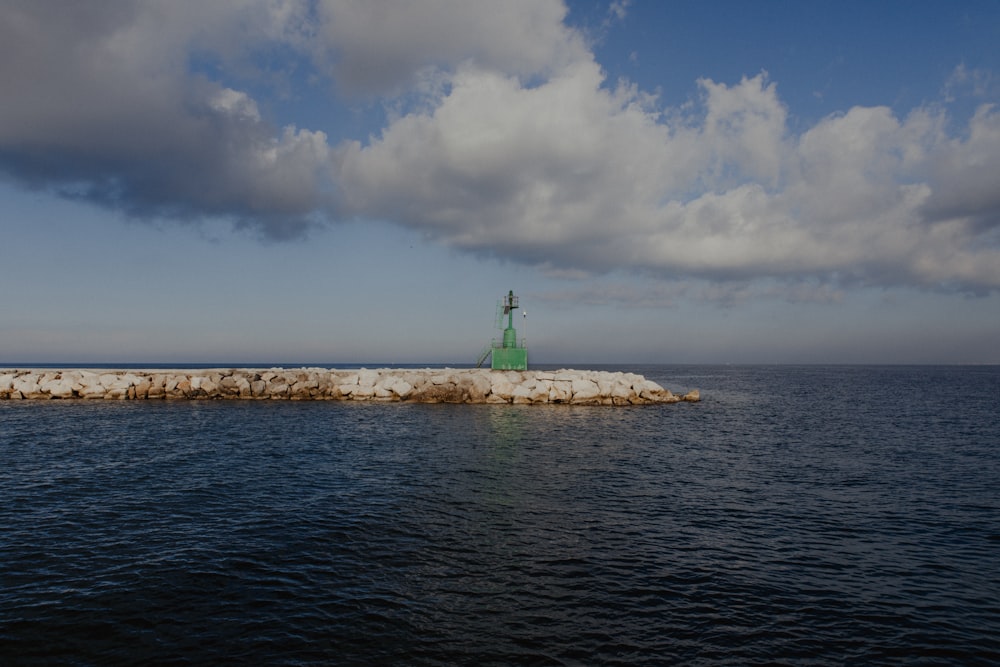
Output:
[
  {"left": 209, "top": 88, "right": 263, "bottom": 122},
  {"left": 697, "top": 74, "right": 789, "bottom": 188},
  {"left": 336, "top": 59, "right": 676, "bottom": 264},
  {"left": 944, "top": 63, "right": 996, "bottom": 101},
  {"left": 335, "top": 59, "right": 1000, "bottom": 290},
  {"left": 607, "top": 1, "right": 632, "bottom": 24}
]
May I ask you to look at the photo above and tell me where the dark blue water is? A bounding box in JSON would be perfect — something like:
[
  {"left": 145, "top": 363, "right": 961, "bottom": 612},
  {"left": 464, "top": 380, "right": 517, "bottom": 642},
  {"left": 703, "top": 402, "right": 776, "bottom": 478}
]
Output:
[{"left": 2, "top": 365, "right": 998, "bottom": 665}]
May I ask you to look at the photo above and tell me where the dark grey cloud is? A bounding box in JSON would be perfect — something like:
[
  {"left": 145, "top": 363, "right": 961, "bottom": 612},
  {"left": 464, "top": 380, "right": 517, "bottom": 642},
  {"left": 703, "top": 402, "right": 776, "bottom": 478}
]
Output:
[
  {"left": 0, "top": 1, "right": 329, "bottom": 239},
  {"left": 314, "top": 0, "right": 581, "bottom": 96},
  {"left": 920, "top": 106, "right": 1000, "bottom": 236}
]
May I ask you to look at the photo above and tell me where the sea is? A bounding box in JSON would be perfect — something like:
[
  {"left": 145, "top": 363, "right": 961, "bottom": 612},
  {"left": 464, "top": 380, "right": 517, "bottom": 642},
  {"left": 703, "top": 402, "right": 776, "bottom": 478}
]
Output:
[{"left": 1, "top": 364, "right": 998, "bottom": 666}]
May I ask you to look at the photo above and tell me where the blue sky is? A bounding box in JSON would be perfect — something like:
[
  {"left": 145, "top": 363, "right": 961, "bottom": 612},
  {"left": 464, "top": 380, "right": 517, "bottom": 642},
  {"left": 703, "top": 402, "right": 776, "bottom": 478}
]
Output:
[{"left": 2, "top": 0, "right": 999, "bottom": 365}]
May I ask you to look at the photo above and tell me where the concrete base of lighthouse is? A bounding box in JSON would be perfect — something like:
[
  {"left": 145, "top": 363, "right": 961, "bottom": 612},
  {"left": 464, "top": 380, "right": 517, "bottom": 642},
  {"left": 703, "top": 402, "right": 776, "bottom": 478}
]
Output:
[{"left": 491, "top": 346, "right": 527, "bottom": 370}]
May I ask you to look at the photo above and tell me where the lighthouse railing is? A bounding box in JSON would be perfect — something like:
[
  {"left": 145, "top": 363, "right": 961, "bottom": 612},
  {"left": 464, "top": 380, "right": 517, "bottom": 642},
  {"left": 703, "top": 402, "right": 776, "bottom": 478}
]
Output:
[{"left": 489, "top": 338, "right": 527, "bottom": 349}]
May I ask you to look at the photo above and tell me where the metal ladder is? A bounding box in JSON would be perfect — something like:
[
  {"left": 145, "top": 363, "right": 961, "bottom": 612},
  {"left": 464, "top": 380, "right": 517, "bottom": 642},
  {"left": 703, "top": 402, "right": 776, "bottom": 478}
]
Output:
[{"left": 475, "top": 341, "right": 494, "bottom": 368}]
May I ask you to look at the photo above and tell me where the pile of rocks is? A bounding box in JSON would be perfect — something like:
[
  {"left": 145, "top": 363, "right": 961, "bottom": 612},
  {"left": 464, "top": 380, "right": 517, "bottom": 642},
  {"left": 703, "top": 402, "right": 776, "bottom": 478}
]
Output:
[{"left": 0, "top": 368, "right": 700, "bottom": 405}]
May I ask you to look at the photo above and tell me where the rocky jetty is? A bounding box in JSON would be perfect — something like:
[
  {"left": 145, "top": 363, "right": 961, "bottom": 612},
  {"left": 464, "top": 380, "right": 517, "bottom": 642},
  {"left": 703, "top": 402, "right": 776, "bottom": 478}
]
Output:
[{"left": 0, "top": 368, "right": 699, "bottom": 405}]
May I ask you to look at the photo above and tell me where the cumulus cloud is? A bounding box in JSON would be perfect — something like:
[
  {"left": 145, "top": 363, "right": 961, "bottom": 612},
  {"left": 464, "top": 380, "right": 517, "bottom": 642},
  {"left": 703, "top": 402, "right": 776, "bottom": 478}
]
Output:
[
  {"left": 336, "top": 62, "right": 1000, "bottom": 290},
  {"left": 1, "top": 0, "right": 998, "bottom": 291}
]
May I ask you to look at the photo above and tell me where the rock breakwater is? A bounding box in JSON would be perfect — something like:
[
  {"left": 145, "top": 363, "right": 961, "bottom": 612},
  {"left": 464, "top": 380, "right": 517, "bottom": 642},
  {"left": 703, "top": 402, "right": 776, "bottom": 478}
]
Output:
[{"left": 0, "top": 368, "right": 699, "bottom": 405}]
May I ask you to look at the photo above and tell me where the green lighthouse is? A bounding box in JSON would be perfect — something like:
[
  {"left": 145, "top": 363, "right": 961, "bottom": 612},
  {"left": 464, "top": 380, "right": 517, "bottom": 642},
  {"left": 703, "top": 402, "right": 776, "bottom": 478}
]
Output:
[{"left": 476, "top": 290, "right": 528, "bottom": 370}]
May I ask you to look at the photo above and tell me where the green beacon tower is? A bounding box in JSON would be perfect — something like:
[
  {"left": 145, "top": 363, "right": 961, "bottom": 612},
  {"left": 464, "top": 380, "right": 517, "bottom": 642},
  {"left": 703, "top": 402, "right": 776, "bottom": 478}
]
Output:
[{"left": 478, "top": 290, "right": 528, "bottom": 370}]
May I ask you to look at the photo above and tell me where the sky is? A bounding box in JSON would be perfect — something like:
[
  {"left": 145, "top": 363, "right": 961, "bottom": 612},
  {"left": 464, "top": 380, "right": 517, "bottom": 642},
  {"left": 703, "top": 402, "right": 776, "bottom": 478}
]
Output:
[{"left": 2, "top": 0, "right": 999, "bottom": 365}]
